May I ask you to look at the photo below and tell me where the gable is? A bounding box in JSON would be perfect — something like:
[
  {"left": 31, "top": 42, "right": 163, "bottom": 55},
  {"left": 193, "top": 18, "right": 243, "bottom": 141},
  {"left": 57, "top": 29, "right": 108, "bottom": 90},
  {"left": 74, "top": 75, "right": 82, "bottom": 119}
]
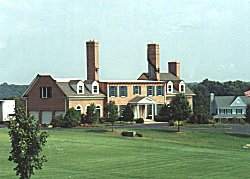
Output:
[
  {"left": 138, "top": 73, "right": 149, "bottom": 80},
  {"left": 230, "top": 96, "right": 247, "bottom": 107}
]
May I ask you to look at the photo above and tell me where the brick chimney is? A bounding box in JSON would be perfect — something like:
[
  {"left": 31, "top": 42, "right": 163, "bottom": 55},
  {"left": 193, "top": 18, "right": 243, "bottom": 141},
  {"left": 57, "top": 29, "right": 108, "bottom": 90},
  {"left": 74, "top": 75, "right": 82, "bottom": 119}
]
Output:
[
  {"left": 147, "top": 43, "right": 160, "bottom": 81},
  {"left": 168, "top": 61, "right": 180, "bottom": 79},
  {"left": 86, "top": 40, "right": 99, "bottom": 81}
]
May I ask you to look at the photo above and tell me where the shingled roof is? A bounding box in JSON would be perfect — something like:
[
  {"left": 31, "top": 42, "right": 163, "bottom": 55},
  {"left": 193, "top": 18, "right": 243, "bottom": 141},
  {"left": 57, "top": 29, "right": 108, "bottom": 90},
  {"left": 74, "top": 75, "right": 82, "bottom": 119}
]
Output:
[{"left": 56, "top": 82, "right": 105, "bottom": 97}]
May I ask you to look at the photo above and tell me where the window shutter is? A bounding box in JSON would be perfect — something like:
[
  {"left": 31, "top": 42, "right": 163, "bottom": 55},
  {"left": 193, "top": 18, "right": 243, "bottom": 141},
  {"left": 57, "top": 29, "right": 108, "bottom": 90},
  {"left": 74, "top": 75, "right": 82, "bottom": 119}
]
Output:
[
  {"left": 133, "top": 86, "right": 135, "bottom": 95},
  {"left": 147, "top": 86, "right": 149, "bottom": 96},
  {"left": 139, "top": 86, "right": 141, "bottom": 95},
  {"left": 162, "top": 86, "right": 164, "bottom": 95},
  {"left": 125, "top": 86, "right": 127, "bottom": 96},
  {"left": 152, "top": 86, "right": 155, "bottom": 96},
  {"left": 115, "top": 86, "right": 117, "bottom": 97},
  {"left": 109, "top": 86, "right": 111, "bottom": 97},
  {"left": 40, "top": 87, "right": 42, "bottom": 98}
]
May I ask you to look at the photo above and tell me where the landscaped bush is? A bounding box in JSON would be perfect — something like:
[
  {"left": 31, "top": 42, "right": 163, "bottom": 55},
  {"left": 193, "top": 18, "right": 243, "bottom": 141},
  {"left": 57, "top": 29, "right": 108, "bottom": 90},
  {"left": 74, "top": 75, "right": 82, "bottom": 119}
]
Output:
[
  {"left": 62, "top": 108, "right": 81, "bottom": 128},
  {"left": 155, "top": 115, "right": 170, "bottom": 122},
  {"left": 146, "top": 116, "right": 152, "bottom": 119},
  {"left": 169, "top": 120, "right": 183, "bottom": 126},
  {"left": 136, "top": 118, "right": 144, "bottom": 124},
  {"left": 51, "top": 114, "right": 64, "bottom": 128}
]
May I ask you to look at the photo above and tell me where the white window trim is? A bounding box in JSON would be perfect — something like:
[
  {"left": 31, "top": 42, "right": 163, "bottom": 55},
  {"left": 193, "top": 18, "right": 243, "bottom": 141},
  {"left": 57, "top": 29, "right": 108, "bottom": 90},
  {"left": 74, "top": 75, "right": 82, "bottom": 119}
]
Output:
[
  {"left": 96, "top": 104, "right": 102, "bottom": 117},
  {"left": 76, "top": 104, "right": 83, "bottom": 113},
  {"left": 77, "top": 81, "right": 85, "bottom": 94},
  {"left": 179, "top": 81, "right": 185, "bottom": 93},
  {"left": 167, "top": 81, "right": 173, "bottom": 94},
  {"left": 92, "top": 81, "right": 99, "bottom": 94}
]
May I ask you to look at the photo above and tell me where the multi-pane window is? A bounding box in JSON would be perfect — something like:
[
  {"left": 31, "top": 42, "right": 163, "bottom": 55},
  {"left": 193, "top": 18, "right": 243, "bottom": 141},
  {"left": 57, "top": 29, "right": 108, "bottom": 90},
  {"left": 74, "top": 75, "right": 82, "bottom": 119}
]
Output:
[
  {"left": 147, "top": 104, "right": 155, "bottom": 116},
  {"left": 157, "top": 86, "right": 164, "bottom": 96},
  {"left": 147, "top": 86, "right": 155, "bottom": 96},
  {"left": 109, "top": 86, "right": 117, "bottom": 97},
  {"left": 167, "top": 84, "right": 173, "bottom": 93},
  {"left": 119, "top": 86, "right": 128, "bottom": 97},
  {"left": 119, "top": 105, "right": 126, "bottom": 116},
  {"left": 40, "top": 87, "right": 52, "bottom": 98},
  {"left": 157, "top": 104, "right": 165, "bottom": 115},
  {"left": 236, "top": 109, "right": 242, "bottom": 114},
  {"left": 93, "top": 86, "right": 98, "bottom": 93},
  {"left": 180, "top": 85, "right": 185, "bottom": 93},
  {"left": 226, "top": 109, "right": 232, "bottom": 114},
  {"left": 133, "top": 86, "right": 141, "bottom": 95},
  {"left": 78, "top": 86, "right": 83, "bottom": 94},
  {"left": 219, "top": 109, "right": 225, "bottom": 114}
]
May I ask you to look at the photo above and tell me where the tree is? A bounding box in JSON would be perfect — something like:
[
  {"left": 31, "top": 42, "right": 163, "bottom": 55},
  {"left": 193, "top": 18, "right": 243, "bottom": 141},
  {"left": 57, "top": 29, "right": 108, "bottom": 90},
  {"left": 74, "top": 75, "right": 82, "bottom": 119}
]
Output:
[
  {"left": 122, "top": 105, "right": 134, "bottom": 122},
  {"left": 104, "top": 101, "right": 119, "bottom": 132},
  {"left": 86, "top": 103, "right": 99, "bottom": 124},
  {"left": 245, "top": 105, "right": 250, "bottom": 123},
  {"left": 169, "top": 94, "right": 192, "bottom": 132},
  {"left": 8, "top": 107, "right": 48, "bottom": 179}
]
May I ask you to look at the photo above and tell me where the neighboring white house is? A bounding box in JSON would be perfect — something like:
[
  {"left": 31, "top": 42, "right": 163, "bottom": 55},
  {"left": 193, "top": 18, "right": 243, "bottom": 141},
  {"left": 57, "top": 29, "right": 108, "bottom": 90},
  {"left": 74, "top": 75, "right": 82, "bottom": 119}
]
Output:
[
  {"left": 0, "top": 100, "right": 15, "bottom": 122},
  {"left": 210, "top": 93, "right": 250, "bottom": 118}
]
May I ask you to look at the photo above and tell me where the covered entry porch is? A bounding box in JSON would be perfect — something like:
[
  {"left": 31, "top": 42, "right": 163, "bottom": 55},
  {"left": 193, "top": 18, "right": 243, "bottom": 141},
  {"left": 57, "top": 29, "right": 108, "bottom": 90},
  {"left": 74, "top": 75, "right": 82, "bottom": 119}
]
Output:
[{"left": 128, "top": 96, "right": 156, "bottom": 120}]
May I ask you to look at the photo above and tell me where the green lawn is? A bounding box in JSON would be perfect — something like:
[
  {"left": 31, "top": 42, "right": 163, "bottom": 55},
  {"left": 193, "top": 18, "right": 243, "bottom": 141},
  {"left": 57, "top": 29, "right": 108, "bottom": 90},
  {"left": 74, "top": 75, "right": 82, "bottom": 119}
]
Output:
[{"left": 1, "top": 127, "right": 250, "bottom": 179}]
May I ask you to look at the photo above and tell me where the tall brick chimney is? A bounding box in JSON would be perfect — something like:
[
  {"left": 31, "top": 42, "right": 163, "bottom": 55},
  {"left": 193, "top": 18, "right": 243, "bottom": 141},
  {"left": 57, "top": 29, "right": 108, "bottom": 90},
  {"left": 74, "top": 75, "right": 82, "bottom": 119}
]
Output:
[
  {"left": 168, "top": 61, "right": 180, "bottom": 79},
  {"left": 86, "top": 40, "right": 99, "bottom": 81},
  {"left": 147, "top": 43, "right": 160, "bottom": 81}
]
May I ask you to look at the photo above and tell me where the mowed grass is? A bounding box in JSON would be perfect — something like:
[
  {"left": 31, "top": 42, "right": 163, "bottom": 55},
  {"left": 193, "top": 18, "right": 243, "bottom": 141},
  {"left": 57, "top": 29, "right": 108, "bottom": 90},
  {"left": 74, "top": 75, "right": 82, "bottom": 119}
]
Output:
[{"left": 1, "top": 127, "right": 250, "bottom": 179}]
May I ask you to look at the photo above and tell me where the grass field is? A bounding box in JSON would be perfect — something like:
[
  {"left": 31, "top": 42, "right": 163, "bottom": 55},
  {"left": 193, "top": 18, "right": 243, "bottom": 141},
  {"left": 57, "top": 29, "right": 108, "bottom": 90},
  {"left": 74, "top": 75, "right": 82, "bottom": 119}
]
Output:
[{"left": 1, "top": 127, "right": 250, "bottom": 179}]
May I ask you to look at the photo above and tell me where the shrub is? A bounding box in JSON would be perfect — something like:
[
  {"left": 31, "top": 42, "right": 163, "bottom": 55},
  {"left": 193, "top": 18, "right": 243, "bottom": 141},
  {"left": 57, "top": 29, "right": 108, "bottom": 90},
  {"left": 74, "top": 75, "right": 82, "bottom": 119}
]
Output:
[
  {"left": 169, "top": 120, "right": 183, "bottom": 126},
  {"left": 62, "top": 108, "right": 81, "bottom": 128},
  {"left": 136, "top": 118, "right": 144, "bottom": 124},
  {"left": 155, "top": 115, "right": 170, "bottom": 122},
  {"left": 51, "top": 114, "right": 63, "bottom": 127},
  {"left": 146, "top": 116, "right": 152, "bottom": 119}
]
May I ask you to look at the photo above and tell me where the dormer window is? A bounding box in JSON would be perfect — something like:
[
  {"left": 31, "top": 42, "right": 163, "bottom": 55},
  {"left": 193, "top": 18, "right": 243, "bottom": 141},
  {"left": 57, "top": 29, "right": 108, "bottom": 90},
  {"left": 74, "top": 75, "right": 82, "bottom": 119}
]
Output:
[
  {"left": 179, "top": 81, "right": 185, "bottom": 93},
  {"left": 92, "top": 81, "right": 99, "bottom": 94},
  {"left": 78, "top": 86, "right": 83, "bottom": 94},
  {"left": 167, "top": 81, "right": 173, "bottom": 94},
  {"left": 76, "top": 81, "right": 85, "bottom": 94},
  {"left": 93, "top": 86, "right": 98, "bottom": 93}
]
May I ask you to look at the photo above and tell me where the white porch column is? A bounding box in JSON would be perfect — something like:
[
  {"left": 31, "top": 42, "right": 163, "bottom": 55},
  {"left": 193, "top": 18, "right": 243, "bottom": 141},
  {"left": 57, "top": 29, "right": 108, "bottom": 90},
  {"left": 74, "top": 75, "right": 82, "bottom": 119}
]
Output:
[
  {"left": 137, "top": 105, "right": 140, "bottom": 118},
  {"left": 145, "top": 104, "right": 147, "bottom": 120},
  {"left": 151, "top": 104, "right": 154, "bottom": 121}
]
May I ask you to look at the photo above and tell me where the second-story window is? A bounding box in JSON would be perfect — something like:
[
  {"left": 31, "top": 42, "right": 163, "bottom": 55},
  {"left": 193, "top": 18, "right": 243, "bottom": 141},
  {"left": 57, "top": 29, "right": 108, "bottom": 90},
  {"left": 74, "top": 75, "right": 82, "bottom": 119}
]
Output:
[
  {"left": 147, "top": 86, "right": 155, "bottom": 96},
  {"left": 109, "top": 86, "right": 117, "bottom": 97},
  {"left": 78, "top": 86, "right": 83, "bottom": 94},
  {"left": 93, "top": 86, "right": 98, "bottom": 93},
  {"left": 40, "top": 87, "right": 52, "bottom": 99},
  {"left": 133, "top": 86, "right": 141, "bottom": 95},
  {"left": 157, "top": 86, "right": 164, "bottom": 96},
  {"left": 119, "top": 86, "right": 128, "bottom": 97}
]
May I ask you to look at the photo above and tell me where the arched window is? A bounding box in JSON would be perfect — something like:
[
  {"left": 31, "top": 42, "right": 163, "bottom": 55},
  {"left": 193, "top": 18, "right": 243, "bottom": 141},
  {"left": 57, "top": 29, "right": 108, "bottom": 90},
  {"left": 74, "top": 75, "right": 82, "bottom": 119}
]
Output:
[
  {"left": 167, "top": 81, "right": 173, "bottom": 94},
  {"left": 179, "top": 81, "right": 185, "bottom": 93},
  {"left": 96, "top": 105, "right": 101, "bottom": 118},
  {"left": 76, "top": 105, "right": 82, "bottom": 114}
]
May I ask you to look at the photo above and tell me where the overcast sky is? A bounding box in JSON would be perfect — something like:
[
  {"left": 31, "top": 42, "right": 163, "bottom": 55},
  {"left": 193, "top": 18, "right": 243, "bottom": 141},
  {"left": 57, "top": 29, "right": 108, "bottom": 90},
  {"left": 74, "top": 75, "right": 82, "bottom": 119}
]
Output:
[{"left": 0, "top": 0, "right": 249, "bottom": 84}]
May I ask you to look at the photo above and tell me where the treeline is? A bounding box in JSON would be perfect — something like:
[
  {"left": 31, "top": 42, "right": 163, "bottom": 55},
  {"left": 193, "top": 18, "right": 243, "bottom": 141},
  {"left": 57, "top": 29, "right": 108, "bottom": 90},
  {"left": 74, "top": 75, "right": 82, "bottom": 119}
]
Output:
[
  {"left": 188, "top": 79, "right": 250, "bottom": 123},
  {"left": 0, "top": 82, "right": 28, "bottom": 99}
]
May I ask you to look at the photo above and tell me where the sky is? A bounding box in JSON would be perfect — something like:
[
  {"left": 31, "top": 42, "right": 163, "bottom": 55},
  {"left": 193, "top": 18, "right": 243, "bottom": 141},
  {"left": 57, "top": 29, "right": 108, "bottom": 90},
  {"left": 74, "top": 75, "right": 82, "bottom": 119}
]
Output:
[{"left": 0, "top": 0, "right": 250, "bottom": 84}]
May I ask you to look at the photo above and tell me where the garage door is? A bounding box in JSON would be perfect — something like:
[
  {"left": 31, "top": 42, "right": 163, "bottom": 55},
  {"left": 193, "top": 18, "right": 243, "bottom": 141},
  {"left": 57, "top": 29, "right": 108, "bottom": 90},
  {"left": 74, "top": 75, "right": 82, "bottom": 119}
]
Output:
[
  {"left": 29, "top": 111, "right": 39, "bottom": 121},
  {"left": 42, "top": 111, "right": 52, "bottom": 124},
  {"left": 55, "top": 111, "right": 64, "bottom": 117}
]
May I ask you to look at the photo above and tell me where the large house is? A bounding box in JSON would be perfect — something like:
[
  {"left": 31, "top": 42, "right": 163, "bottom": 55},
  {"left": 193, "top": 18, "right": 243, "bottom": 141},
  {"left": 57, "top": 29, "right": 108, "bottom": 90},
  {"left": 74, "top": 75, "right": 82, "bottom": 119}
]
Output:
[
  {"left": 22, "top": 40, "right": 195, "bottom": 124},
  {"left": 210, "top": 93, "right": 250, "bottom": 118}
]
